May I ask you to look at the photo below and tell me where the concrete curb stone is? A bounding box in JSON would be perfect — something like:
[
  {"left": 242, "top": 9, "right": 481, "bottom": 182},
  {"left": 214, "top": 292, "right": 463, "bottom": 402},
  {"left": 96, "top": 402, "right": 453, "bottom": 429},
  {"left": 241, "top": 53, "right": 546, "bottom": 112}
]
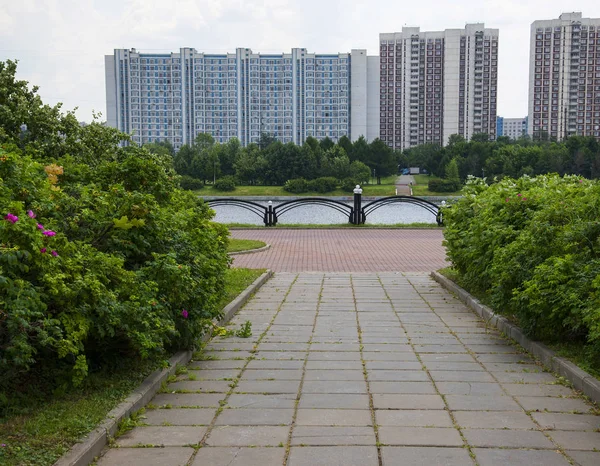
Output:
[
  {"left": 54, "top": 270, "right": 274, "bottom": 466},
  {"left": 431, "top": 271, "right": 600, "bottom": 405}
]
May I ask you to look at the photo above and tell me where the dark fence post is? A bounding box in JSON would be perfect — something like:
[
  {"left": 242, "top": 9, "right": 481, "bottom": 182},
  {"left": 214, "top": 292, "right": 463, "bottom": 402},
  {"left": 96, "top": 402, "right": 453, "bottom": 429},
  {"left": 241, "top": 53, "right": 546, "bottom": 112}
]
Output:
[
  {"left": 353, "top": 185, "right": 363, "bottom": 225},
  {"left": 267, "top": 201, "right": 273, "bottom": 226}
]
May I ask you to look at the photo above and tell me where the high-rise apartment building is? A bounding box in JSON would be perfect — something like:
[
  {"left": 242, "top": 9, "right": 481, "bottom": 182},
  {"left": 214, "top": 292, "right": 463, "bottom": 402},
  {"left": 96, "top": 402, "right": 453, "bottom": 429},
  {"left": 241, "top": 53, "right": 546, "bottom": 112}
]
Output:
[
  {"left": 105, "top": 47, "right": 378, "bottom": 149},
  {"left": 379, "top": 24, "right": 499, "bottom": 151},
  {"left": 528, "top": 13, "right": 600, "bottom": 140},
  {"left": 497, "top": 116, "right": 528, "bottom": 139}
]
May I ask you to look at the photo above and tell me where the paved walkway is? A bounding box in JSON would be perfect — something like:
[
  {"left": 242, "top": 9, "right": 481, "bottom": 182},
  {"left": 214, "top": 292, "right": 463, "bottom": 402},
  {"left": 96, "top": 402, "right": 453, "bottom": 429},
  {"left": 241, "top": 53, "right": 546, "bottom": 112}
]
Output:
[
  {"left": 230, "top": 229, "right": 448, "bottom": 272},
  {"left": 395, "top": 175, "right": 415, "bottom": 196},
  {"left": 98, "top": 273, "right": 599, "bottom": 466}
]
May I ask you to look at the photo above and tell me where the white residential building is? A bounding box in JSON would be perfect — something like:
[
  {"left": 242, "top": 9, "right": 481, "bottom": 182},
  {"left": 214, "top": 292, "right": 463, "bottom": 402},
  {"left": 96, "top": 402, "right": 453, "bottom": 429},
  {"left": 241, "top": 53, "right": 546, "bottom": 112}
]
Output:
[{"left": 105, "top": 48, "right": 379, "bottom": 149}]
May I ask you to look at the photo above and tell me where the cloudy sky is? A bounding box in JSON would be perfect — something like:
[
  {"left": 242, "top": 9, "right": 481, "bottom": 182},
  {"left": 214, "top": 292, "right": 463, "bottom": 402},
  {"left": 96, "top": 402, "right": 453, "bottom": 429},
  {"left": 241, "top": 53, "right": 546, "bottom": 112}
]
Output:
[{"left": 1, "top": 0, "right": 599, "bottom": 122}]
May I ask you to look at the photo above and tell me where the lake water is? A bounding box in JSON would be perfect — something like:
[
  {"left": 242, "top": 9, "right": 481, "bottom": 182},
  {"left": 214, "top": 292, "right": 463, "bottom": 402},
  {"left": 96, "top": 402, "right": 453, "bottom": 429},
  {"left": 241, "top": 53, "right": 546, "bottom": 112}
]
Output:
[{"left": 209, "top": 200, "right": 439, "bottom": 225}]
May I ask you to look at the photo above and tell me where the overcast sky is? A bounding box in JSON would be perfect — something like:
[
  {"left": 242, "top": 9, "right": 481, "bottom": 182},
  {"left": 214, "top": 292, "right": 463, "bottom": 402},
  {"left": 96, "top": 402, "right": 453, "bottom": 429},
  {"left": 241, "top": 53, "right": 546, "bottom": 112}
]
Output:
[{"left": 2, "top": 0, "right": 599, "bottom": 123}]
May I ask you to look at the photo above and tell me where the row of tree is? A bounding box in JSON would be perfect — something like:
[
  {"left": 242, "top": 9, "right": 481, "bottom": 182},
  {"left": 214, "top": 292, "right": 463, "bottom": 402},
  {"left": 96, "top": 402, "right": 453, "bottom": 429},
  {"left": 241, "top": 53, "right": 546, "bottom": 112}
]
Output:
[
  {"left": 404, "top": 134, "right": 600, "bottom": 181},
  {"left": 146, "top": 134, "right": 397, "bottom": 185},
  {"left": 146, "top": 132, "right": 600, "bottom": 187}
]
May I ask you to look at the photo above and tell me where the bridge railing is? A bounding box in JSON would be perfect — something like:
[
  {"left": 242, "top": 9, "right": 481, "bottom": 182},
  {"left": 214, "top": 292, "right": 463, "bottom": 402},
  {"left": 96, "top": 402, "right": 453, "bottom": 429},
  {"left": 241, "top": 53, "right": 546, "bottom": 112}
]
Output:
[{"left": 205, "top": 185, "right": 444, "bottom": 226}]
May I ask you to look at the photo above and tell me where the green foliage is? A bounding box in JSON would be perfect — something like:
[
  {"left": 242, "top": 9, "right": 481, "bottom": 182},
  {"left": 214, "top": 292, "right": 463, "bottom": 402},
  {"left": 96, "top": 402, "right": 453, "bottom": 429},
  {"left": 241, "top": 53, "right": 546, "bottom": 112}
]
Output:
[
  {"left": 428, "top": 179, "right": 461, "bottom": 193},
  {"left": 307, "top": 177, "right": 338, "bottom": 193},
  {"left": 179, "top": 175, "right": 204, "bottom": 191},
  {"left": 283, "top": 178, "right": 309, "bottom": 194},
  {"left": 340, "top": 178, "right": 359, "bottom": 192},
  {"left": 235, "top": 321, "right": 252, "bottom": 338},
  {"left": 443, "top": 175, "right": 600, "bottom": 362},
  {"left": 213, "top": 176, "right": 236, "bottom": 191},
  {"left": 0, "top": 60, "right": 230, "bottom": 401},
  {"left": 444, "top": 158, "right": 460, "bottom": 182}
]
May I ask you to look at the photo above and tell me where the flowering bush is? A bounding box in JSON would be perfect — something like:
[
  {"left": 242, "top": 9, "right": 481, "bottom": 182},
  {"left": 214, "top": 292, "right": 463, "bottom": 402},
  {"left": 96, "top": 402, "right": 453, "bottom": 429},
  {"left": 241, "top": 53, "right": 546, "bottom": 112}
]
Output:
[
  {"left": 0, "top": 60, "right": 231, "bottom": 403},
  {"left": 443, "top": 175, "right": 600, "bottom": 362},
  {"left": 0, "top": 143, "right": 230, "bottom": 393}
]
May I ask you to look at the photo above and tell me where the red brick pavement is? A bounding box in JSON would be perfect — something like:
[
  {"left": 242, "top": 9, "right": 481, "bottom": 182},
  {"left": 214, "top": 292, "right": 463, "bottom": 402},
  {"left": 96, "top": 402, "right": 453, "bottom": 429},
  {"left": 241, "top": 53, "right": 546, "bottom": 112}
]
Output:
[{"left": 230, "top": 229, "right": 448, "bottom": 272}]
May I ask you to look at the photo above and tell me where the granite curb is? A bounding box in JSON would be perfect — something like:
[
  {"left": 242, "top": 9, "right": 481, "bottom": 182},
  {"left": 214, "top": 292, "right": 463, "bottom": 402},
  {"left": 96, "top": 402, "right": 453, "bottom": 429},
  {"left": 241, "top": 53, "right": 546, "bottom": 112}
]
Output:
[
  {"left": 54, "top": 269, "right": 274, "bottom": 466},
  {"left": 228, "top": 244, "right": 271, "bottom": 256},
  {"left": 431, "top": 271, "right": 600, "bottom": 405}
]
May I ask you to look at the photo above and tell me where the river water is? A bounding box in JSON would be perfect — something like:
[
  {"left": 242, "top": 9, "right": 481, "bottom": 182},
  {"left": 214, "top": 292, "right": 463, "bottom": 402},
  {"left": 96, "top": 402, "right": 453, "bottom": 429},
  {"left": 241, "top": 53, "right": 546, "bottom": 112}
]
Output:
[{"left": 208, "top": 200, "right": 440, "bottom": 225}]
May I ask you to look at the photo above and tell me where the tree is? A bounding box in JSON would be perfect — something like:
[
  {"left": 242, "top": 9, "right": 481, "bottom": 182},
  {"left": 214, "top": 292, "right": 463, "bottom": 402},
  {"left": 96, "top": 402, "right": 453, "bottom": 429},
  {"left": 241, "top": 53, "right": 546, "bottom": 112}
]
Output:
[
  {"left": 445, "top": 158, "right": 460, "bottom": 182},
  {"left": 337, "top": 135, "right": 353, "bottom": 159},
  {"left": 173, "top": 144, "right": 197, "bottom": 177},
  {"left": 352, "top": 136, "right": 370, "bottom": 164},
  {"left": 144, "top": 140, "right": 175, "bottom": 157},
  {"left": 258, "top": 132, "right": 277, "bottom": 150},
  {"left": 319, "top": 136, "right": 334, "bottom": 152},
  {"left": 368, "top": 138, "right": 396, "bottom": 184}
]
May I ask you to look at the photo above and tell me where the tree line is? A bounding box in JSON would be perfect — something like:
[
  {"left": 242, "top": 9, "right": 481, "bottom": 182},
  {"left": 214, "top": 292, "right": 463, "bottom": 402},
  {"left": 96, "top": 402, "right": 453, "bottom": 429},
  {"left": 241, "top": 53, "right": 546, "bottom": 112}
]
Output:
[
  {"left": 146, "top": 132, "right": 600, "bottom": 188},
  {"left": 145, "top": 133, "right": 397, "bottom": 186}
]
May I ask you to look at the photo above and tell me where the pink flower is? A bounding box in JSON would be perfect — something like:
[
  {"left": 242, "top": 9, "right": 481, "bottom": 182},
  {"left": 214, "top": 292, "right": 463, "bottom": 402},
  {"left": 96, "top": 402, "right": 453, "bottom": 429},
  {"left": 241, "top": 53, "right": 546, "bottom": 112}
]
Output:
[
  {"left": 522, "top": 197, "right": 527, "bottom": 201},
  {"left": 42, "top": 230, "right": 56, "bottom": 237},
  {"left": 516, "top": 193, "right": 522, "bottom": 197},
  {"left": 579, "top": 179, "right": 584, "bottom": 183},
  {"left": 505, "top": 198, "right": 510, "bottom": 202},
  {"left": 27, "top": 210, "right": 36, "bottom": 218},
  {"left": 37, "top": 223, "right": 44, "bottom": 230},
  {"left": 40, "top": 248, "right": 47, "bottom": 254},
  {"left": 4, "top": 213, "right": 18, "bottom": 223},
  {"left": 181, "top": 309, "right": 189, "bottom": 319},
  {"left": 51, "top": 250, "right": 58, "bottom": 257}
]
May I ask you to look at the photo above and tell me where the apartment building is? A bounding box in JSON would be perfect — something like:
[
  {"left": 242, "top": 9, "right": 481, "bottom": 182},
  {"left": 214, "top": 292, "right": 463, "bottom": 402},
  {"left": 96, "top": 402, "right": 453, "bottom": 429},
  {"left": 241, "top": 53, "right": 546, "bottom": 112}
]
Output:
[
  {"left": 497, "top": 116, "right": 528, "bottom": 139},
  {"left": 105, "top": 48, "right": 379, "bottom": 149},
  {"left": 379, "top": 24, "right": 499, "bottom": 150},
  {"left": 528, "top": 12, "right": 600, "bottom": 140}
]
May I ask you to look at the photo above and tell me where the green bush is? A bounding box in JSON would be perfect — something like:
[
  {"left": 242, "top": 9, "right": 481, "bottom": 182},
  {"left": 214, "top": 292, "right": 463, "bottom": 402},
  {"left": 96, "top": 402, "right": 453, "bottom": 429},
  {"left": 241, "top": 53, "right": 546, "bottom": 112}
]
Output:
[
  {"left": 443, "top": 175, "right": 600, "bottom": 361},
  {"left": 428, "top": 179, "right": 461, "bottom": 192},
  {"left": 0, "top": 145, "right": 230, "bottom": 397},
  {"left": 307, "top": 176, "right": 338, "bottom": 193},
  {"left": 213, "top": 176, "right": 236, "bottom": 191},
  {"left": 340, "top": 177, "right": 359, "bottom": 193},
  {"left": 179, "top": 175, "right": 204, "bottom": 190},
  {"left": 283, "top": 178, "right": 309, "bottom": 193}
]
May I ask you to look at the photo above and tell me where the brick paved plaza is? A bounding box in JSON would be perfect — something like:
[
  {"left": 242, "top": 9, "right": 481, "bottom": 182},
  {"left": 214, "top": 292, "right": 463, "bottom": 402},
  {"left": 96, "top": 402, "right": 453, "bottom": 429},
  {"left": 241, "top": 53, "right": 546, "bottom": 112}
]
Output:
[
  {"left": 98, "top": 272, "right": 600, "bottom": 466},
  {"left": 230, "top": 229, "right": 448, "bottom": 272}
]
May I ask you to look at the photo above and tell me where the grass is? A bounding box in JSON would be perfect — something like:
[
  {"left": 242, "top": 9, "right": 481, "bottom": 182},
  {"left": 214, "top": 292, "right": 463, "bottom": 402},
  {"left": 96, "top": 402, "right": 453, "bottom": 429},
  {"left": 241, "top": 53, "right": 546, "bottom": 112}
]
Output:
[
  {"left": 411, "top": 174, "right": 462, "bottom": 197},
  {"left": 197, "top": 175, "right": 400, "bottom": 197},
  {"left": 438, "top": 267, "right": 600, "bottom": 379},
  {"left": 216, "top": 267, "right": 266, "bottom": 311},
  {"left": 0, "top": 266, "right": 265, "bottom": 466},
  {"left": 227, "top": 238, "right": 267, "bottom": 253}
]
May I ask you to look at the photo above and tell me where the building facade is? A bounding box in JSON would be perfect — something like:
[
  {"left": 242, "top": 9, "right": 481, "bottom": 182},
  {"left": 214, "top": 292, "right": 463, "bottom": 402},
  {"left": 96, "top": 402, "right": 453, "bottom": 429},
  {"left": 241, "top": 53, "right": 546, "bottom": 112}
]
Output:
[
  {"left": 106, "top": 48, "right": 378, "bottom": 149},
  {"left": 528, "top": 13, "right": 600, "bottom": 140},
  {"left": 379, "top": 24, "right": 499, "bottom": 151},
  {"left": 497, "top": 116, "right": 528, "bottom": 139}
]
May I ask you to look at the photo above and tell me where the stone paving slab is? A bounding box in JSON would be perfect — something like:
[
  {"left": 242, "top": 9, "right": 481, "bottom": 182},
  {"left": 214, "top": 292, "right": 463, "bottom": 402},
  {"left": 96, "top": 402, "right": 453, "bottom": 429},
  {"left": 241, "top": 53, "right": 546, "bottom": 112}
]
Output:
[{"left": 97, "top": 272, "right": 599, "bottom": 466}]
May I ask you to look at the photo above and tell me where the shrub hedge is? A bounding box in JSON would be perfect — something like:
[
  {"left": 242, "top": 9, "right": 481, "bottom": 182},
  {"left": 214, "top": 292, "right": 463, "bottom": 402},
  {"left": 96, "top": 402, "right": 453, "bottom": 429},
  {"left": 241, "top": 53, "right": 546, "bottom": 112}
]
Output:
[
  {"left": 283, "top": 178, "right": 309, "bottom": 193},
  {"left": 213, "top": 175, "right": 236, "bottom": 191},
  {"left": 428, "top": 179, "right": 461, "bottom": 192},
  {"left": 179, "top": 175, "right": 204, "bottom": 190},
  {"left": 443, "top": 175, "right": 600, "bottom": 362},
  {"left": 307, "top": 177, "right": 338, "bottom": 193}
]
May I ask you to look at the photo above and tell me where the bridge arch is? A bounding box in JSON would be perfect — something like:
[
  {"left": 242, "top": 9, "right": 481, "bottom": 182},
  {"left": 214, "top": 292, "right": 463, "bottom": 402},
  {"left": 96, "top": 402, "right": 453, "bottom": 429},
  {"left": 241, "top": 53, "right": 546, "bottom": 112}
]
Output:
[
  {"left": 272, "top": 198, "right": 354, "bottom": 225},
  {"left": 361, "top": 196, "right": 443, "bottom": 226}
]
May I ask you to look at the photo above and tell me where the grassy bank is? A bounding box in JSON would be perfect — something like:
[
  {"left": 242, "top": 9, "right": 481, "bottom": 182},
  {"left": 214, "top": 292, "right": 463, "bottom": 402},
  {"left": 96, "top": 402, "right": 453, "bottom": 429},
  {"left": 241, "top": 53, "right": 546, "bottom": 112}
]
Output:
[
  {"left": 411, "top": 174, "right": 462, "bottom": 196},
  {"left": 196, "top": 175, "right": 400, "bottom": 197},
  {"left": 227, "top": 238, "right": 267, "bottom": 253},
  {"left": 0, "top": 267, "right": 265, "bottom": 466}
]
